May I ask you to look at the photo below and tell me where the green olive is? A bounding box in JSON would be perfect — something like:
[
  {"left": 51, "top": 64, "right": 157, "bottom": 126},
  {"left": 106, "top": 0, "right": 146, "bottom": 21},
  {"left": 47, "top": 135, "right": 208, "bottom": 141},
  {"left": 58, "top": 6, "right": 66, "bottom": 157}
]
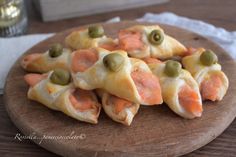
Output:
[
  {"left": 88, "top": 25, "right": 104, "bottom": 38},
  {"left": 103, "top": 53, "right": 125, "bottom": 72},
  {"left": 164, "top": 60, "right": 182, "bottom": 77},
  {"left": 200, "top": 50, "right": 218, "bottom": 66},
  {"left": 49, "top": 43, "right": 63, "bottom": 58},
  {"left": 148, "top": 29, "right": 164, "bottom": 45},
  {"left": 50, "top": 69, "right": 71, "bottom": 85}
]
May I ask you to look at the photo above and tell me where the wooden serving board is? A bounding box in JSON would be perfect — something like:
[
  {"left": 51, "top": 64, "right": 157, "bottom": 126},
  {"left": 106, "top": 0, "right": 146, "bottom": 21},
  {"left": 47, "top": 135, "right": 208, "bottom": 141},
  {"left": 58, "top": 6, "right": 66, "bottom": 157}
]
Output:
[{"left": 4, "top": 21, "right": 236, "bottom": 157}]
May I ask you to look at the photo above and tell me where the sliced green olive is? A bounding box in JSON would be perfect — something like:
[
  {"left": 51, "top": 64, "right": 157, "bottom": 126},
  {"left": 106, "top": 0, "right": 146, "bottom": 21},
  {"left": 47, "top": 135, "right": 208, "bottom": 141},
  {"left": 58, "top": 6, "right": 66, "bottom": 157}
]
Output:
[
  {"left": 88, "top": 25, "right": 104, "bottom": 38},
  {"left": 200, "top": 50, "right": 218, "bottom": 66},
  {"left": 103, "top": 53, "right": 124, "bottom": 72},
  {"left": 164, "top": 60, "right": 182, "bottom": 77},
  {"left": 49, "top": 43, "right": 63, "bottom": 58},
  {"left": 50, "top": 69, "right": 71, "bottom": 85},
  {"left": 148, "top": 29, "right": 164, "bottom": 45}
]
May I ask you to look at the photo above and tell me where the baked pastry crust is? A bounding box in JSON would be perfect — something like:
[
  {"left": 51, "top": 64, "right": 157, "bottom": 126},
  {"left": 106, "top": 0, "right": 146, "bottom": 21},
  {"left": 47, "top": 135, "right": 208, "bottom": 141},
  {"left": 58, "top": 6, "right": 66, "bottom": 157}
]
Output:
[
  {"left": 119, "top": 25, "right": 187, "bottom": 59},
  {"left": 27, "top": 71, "right": 101, "bottom": 124},
  {"left": 148, "top": 60, "right": 202, "bottom": 119},
  {"left": 96, "top": 89, "right": 139, "bottom": 126},
  {"left": 182, "top": 48, "right": 229, "bottom": 101},
  {"left": 21, "top": 48, "right": 71, "bottom": 73},
  {"left": 71, "top": 48, "right": 163, "bottom": 105},
  {"left": 65, "top": 28, "right": 117, "bottom": 50}
]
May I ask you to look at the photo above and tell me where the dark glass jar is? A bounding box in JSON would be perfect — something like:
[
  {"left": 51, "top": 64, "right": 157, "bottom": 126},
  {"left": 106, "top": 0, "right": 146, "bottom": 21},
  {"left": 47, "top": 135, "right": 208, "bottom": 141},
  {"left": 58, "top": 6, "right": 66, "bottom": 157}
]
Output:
[{"left": 0, "top": 0, "right": 28, "bottom": 37}]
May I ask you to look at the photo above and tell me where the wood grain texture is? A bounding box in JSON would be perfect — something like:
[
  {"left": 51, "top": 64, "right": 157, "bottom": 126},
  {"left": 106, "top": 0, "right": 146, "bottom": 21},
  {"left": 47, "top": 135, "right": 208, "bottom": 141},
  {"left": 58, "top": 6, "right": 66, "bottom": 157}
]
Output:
[{"left": 3, "top": 21, "right": 236, "bottom": 157}]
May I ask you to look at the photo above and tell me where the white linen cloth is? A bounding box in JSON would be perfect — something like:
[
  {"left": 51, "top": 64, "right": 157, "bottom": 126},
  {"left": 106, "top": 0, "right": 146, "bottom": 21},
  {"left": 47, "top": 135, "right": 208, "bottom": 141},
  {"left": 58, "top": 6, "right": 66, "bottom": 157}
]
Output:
[{"left": 0, "top": 12, "right": 235, "bottom": 94}]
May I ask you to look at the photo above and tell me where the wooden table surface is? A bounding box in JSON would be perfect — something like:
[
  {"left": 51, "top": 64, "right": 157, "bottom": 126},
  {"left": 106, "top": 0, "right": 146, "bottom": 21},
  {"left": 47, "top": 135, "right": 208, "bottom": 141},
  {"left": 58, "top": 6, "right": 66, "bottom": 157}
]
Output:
[{"left": 1, "top": 0, "right": 236, "bottom": 156}]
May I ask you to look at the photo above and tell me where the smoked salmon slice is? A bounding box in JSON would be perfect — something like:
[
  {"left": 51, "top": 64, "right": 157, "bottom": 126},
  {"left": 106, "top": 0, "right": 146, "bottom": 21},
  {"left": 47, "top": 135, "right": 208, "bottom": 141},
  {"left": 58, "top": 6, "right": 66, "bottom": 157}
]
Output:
[
  {"left": 21, "top": 53, "right": 41, "bottom": 69},
  {"left": 178, "top": 84, "right": 202, "bottom": 117},
  {"left": 118, "top": 30, "right": 144, "bottom": 52},
  {"left": 142, "top": 57, "right": 162, "bottom": 64},
  {"left": 108, "top": 95, "right": 134, "bottom": 114},
  {"left": 71, "top": 49, "right": 98, "bottom": 73},
  {"left": 131, "top": 70, "right": 162, "bottom": 105},
  {"left": 24, "top": 73, "right": 46, "bottom": 87},
  {"left": 200, "top": 74, "right": 223, "bottom": 101},
  {"left": 69, "top": 89, "right": 97, "bottom": 111},
  {"left": 100, "top": 42, "right": 119, "bottom": 51}
]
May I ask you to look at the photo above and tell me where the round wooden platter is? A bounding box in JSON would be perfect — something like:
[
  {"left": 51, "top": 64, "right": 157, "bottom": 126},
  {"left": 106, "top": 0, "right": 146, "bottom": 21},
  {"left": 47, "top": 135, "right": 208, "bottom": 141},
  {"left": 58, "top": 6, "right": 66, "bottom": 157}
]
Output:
[{"left": 4, "top": 21, "right": 236, "bottom": 157}]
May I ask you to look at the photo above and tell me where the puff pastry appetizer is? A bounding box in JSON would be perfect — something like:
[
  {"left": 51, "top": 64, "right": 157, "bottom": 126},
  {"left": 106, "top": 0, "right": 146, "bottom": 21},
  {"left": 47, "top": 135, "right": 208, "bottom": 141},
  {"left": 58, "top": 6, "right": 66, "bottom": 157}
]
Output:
[
  {"left": 21, "top": 43, "right": 71, "bottom": 73},
  {"left": 144, "top": 58, "right": 203, "bottom": 119},
  {"left": 65, "top": 25, "right": 118, "bottom": 51},
  {"left": 24, "top": 69, "right": 101, "bottom": 124},
  {"left": 182, "top": 48, "right": 229, "bottom": 101},
  {"left": 96, "top": 89, "right": 140, "bottom": 126},
  {"left": 71, "top": 47, "right": 163, "bottom": 105},
  {"left": 118, "top": 25, "right": 187, "bottom": 59}
]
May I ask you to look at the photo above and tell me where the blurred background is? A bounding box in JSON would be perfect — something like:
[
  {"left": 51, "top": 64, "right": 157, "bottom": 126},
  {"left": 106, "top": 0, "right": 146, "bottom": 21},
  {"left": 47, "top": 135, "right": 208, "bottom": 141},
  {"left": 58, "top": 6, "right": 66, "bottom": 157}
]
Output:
[{"left": 0, "top": 0, "right": 235, "bottom": 36}]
